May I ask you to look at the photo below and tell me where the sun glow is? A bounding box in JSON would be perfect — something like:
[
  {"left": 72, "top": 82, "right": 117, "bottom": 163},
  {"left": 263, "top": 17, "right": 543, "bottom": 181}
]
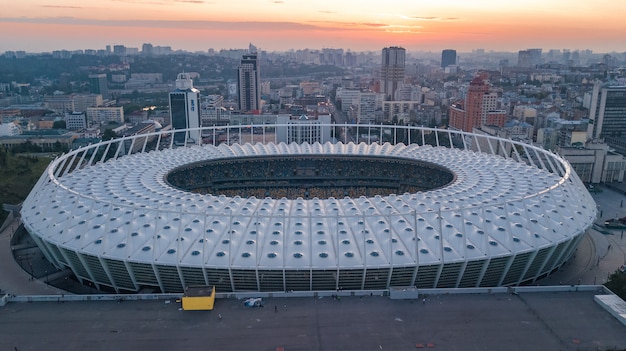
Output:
[{"left": 1, "top": 0, "right": 625, "bottom": 52}]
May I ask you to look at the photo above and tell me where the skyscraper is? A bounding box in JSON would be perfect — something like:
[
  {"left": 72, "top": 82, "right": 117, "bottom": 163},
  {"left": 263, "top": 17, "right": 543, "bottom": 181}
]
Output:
[
  {"left": 517, "top": 48, "right": 542, "bottom": 68},
  {"left": 587, "top": 81, "right": 626, "bottom": 153},
  {"left": 449, "top": 73, "right": 505, "bottom": 132},
  {"left": 88, "top": 73, "right": 108, "bottom": 98},
  {"left": 142, "top": 43, "right": 153, "bottom": 55},
  {"left": 441, "top": 49, "right": 457, "bottom": 68},
  {"left": 169, "top": 73, "right": 201, "bottom": 145},
  {"left": 238, "top": 53, "right": 261, "bottom": 113},
  {"left": 380, "top": 47, "right": 406, "bottom": 101}
]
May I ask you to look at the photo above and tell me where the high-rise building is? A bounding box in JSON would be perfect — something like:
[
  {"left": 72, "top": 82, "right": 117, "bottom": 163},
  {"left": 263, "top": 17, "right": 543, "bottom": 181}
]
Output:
[
  {"left": 381, "top": 47, "right": 406, "bottom": 101},
  {"left": 238, "top": 53, "right": 261, "bottom": 113},
  {"left": 113, "top": 45, "right": 126, "bottom": 56},
  {"left": 441, "top": 49, "right": 457, "bottom": 68},
  {"left": 142, "top": 43, "right": 153, "bottom": 55},
  {"left": 587, "top": 82, "right": 626, "bottom": 154},
  {"left": 88, "top": 74, "right": 108, "bottom": 98},
  {"left": 169, "top": 73, "right": 201, "bottom": 145},
  {"left": 517, "top": 48, "right": 542, "bottom": 68},
  {"left": 449, "top": 73, "right": 506, "bottom": 132}
]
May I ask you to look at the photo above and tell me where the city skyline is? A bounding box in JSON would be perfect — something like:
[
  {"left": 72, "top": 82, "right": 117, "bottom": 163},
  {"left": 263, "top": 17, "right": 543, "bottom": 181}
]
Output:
[{"left": 1, "top": 0, "right": 626, "bottom": 54}]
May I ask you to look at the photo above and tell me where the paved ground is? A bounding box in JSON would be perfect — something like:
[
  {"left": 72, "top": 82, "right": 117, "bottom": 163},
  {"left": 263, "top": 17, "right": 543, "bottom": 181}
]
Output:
[
  {"left": 0, "top": 220, "right": 67, "bottom": 295},
  {"left": 539, "top": 184, "right": 626, "bottom": 286},
  {"left": 1, "top": 291, "right": 625, "bottom": 351}
]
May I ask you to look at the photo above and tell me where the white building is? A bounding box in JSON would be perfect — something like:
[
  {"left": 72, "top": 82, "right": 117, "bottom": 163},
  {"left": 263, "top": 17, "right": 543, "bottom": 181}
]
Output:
[
  {"left": 358, "top": 92, "right": 379, "bottom": 124},
  {"left": 558, "top": 140, "right": 626, "bottom": 183},
  {"left": 45, "top": 95, "right": 75, "bottom": 113},
  {"left": 86, "top": 107, "right": 124, "bottom": 125},
  {"left": 74, "top": 94, "right": 103, "bottom": 113},
  {"left": 337, "top": 88, "right": 361, "bottom": 113},
  {"left": 382, "top": 101, "right": 421, "bottom": 123},
  {"left": 0, "top": 123, "right": 20, "bottom": 136},
  {"left": 275, "top": 114, "right": 332, "bottom": 144},
  {"left": 64, "top": 112, "right": 87, "bottom": 131},
  {"left": 201, "top": 95, "right": 229, "bottom": 127}
]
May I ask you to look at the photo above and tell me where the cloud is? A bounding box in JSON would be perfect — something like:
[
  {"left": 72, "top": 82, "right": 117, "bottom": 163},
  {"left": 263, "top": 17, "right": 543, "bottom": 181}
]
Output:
[
  {"left": 310, "top": 20, "right": 384, "bottom": 27},
  {"left": 309, "top": 20, "right": 423, "bottom": 32},
  {"left": 109, "top": 0, "right": 214, "bottom": 4},
  {"left": 0, "top": 17, "right": 328, "bottom": 31},
  {"left": 408, "top": 16, "right": 459, "bottom": 21},
  {"left": 41, "top": 5, "right": 83, "bottom": 9},
  {"left": 271, "top": 0, "right": 284, "bottom": 3},
  {"left": 318, "top": 10, "right": 335, "bottom": 14},
  {"left": 109, "top": 0, "right": 167, "bottom": 4},
  {"left": 0, "top": 16, "right": 427, "bottom": 34},
  {"left": 361, "top": 23, "right": 389, "bottom": 28}
]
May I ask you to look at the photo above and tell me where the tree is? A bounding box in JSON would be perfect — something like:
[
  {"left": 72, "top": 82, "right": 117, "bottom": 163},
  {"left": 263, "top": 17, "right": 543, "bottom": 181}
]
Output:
[
  {"left": 123, "top": 103, "right": 142, "bottom": 115},
  {"left": 102, "top": 129, "right": 117, "bottom": 141},
  {"left": 52, "top": 120, "right": 66, "bottom": 129},
  {"left": 0, "top": 145, "right": 7, "bottom": 168},
  {"left": 605, "top": 270, "right": 626, "bottom": 300}
]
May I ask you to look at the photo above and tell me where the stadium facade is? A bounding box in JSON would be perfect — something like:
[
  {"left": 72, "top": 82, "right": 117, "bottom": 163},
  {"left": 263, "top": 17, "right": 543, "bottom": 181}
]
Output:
[{"left": 21, "top": 124, "right": 597, "bottom": 293}]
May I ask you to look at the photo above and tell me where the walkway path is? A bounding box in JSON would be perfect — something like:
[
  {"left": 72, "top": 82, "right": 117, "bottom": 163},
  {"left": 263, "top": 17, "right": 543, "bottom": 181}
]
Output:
[
  {"left": 0, "top": 218, "right": 66, "bottom": 295},
  {"left": 540, "top": 185, "right": 626, "bottom": 286}
]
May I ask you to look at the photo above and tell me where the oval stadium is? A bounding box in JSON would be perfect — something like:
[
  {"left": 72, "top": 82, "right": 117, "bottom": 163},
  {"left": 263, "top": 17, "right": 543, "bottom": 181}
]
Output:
[{"left": 20, "top": 124, "right": 597, "bottom": 293}]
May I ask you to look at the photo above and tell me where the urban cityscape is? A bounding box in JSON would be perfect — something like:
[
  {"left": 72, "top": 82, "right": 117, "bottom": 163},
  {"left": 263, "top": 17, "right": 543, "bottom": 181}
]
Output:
[
  {"left": 2, "top": 44, "right": 626, "bottom": 183},
  {"left": 1, "top": 35, "right": 626, "bottom": 350}
]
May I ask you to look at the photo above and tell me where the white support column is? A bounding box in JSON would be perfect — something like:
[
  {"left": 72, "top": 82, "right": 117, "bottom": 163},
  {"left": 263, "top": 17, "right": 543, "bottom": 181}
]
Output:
[
  {"left": 61, "top": 153, "right": 78, "bottom": 176},
  {"left": 99, "top": 143, "right": 111, "bottom": 163},
  {"left": 127, "top": 138, "right": 136, "bottom": 156}
]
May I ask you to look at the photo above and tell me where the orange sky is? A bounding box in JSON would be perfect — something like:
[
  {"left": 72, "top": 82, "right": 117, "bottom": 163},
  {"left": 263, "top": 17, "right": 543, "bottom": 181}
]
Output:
[{"left": 1, "top": 0, "right": 625, "bottom": 53}]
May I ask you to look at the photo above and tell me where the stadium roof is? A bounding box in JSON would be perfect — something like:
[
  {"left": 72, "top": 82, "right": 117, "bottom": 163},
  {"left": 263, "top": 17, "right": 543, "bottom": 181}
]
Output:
[{"left": 22, "top": 141, "right": 596, "bottom": 270}]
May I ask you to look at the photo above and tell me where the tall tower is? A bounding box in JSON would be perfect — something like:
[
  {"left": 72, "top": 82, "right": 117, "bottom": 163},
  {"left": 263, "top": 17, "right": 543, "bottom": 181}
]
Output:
[
  {"left": 517, "top": 48, "right": 542, "bottom": 68},
  {"left": 169, "top": 73, "right": 201, "bottom": 145},
  {"left": 464, "top": 76, "right": 490, "bottom": 131},
  {"left": 142, "top": 43, "right": 154, "bottom": 55},
  {"left": 449, "top": 73, "right": 505, "bottom": 132},
  {"left": 587, "top": 81, "right": 626, "bottom": 149},
  {"left": 381, "top": 47, "right": 406, "bottom": 101},
  {"left": 89, "top": 73, "right": 108, "bottom": 98},
  {"left": 441, "top": 49, "right": 457, "bottom": 68},
  {"left": 238, "top": 53, "right": 261, "bottom": 113}
]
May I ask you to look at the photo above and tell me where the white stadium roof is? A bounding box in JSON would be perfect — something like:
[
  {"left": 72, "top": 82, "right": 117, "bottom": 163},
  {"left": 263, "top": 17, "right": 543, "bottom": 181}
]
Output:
[{"left": 22, "top": 140, "right": 597, "bottom": 271}]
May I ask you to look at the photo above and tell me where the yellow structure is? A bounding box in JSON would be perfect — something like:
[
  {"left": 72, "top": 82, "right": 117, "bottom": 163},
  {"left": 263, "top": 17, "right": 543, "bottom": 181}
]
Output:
[{"left": 181, "top": 286, "right": 216, "bottom": 311}]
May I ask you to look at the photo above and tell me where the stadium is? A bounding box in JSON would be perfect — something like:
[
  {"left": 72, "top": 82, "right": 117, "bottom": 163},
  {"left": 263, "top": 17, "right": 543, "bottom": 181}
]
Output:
[{"left": 20, "top": 124, "right": 597, "bottom": 293}]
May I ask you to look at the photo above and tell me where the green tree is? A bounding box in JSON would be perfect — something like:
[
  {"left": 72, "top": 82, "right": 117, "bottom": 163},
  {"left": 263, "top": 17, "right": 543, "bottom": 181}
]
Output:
[
  {"left": 605, "top": 270, "right": 626, "bottom": 300},
  {"left": 123, "top": 103, "right": 142, "bottom": 115},
  {"left": 102, "top": 129, "right": 117, "bottom": 141},
  {"left": 52, "top": 120, "right": 66, "bottom": 129},
  {"left": 0, "top": 146, "right": 7, "bottom": 168}
]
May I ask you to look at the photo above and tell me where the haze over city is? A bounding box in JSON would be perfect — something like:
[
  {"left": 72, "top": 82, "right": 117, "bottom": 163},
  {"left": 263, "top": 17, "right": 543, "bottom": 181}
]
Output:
[{"left": 2, "top": 0, "right": 626, "bottom": 53}]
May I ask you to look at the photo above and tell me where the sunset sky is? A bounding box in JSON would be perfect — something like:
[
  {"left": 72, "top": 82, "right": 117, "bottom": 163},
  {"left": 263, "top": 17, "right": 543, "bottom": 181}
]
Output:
[{"left": 1, "top": 0, "right": 625, "bottom": 53}]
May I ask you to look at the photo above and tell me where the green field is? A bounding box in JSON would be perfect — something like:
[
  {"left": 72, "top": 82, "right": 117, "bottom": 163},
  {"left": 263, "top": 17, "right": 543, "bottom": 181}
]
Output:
[{"left": 0, "top": 150, "right": 51, "bottom": 224}]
